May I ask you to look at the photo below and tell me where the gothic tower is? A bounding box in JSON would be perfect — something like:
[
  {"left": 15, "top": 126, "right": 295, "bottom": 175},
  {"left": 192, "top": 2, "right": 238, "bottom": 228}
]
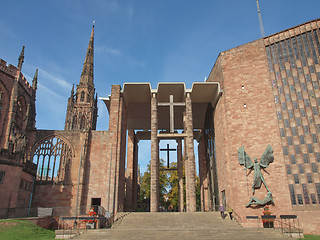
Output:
[{"left": 65, "top": 23, "right": 98, "bottom": 131}]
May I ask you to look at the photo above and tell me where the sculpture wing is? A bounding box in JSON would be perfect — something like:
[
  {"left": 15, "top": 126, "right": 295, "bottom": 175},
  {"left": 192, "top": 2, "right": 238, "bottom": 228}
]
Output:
[
  {"left": 238, "top": 146, "right": 253, "bottom": 168},
  {"left": 260, "top": 145, "right": 274, "bottom": 167}
]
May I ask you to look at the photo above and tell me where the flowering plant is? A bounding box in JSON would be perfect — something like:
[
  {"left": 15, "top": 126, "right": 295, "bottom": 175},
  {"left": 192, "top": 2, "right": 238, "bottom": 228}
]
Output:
[
  {"left": 84, "top": 208, "right": 97, "bottom": 223},
  {"left": 262, "top": 205, "right": 274, "bottom": 223}
]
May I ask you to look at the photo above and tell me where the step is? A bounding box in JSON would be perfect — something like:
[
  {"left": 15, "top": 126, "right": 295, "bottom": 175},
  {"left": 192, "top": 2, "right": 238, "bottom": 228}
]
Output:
[
  {"left": 71, "top": 212, "right": 294, "bottom": 240},
  {"left": 75, "top": 229, "right": 292, "bottom": 240}
]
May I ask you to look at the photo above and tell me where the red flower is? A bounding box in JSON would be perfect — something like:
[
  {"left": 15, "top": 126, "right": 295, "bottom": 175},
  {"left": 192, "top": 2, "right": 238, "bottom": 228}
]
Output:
[{"left": 262, "top": 205, "right": 274, "bottom": 223}]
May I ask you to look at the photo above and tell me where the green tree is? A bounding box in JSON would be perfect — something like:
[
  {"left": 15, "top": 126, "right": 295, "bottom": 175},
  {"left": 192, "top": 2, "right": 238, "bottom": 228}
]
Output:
[
  {"left": 139, "top": 159, "right": 201, "bottom": 212},
  {"left": 167, "top": 162, "right": 183, "bottom": 211},
  {"left": 167, "top": 161, "right": 201, "bottom": 212},
  {"left": 195, "top": 175, "right": 201, "bottom": 211},
  {"left": 139, "top": 159, "right": 169, "bottom": 211}
]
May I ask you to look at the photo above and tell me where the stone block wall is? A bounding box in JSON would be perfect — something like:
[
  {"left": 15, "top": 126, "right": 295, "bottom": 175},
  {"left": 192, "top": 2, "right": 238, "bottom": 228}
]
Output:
[
  {"left": 208, "top": 39, "right": 293, "bottom": 225},
  {"left": 0, "top": 165, "right": 33, "bottom": 210},
  {"left": 31, "top": 130, "right": 111, "bottom": 216},
  {"left": 84, "top": 131, "right": 110, "bottom": 211}
]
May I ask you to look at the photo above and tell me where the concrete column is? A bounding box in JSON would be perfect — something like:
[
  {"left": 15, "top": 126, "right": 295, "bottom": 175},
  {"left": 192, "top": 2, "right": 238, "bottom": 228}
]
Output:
[
  {"left": 183, "top": 134, "right": 188, "bottom": 211},
  {"left": 115, "top": 95, "right": 127, "bottom": 212},
  {"left": 177, "top": 138, "right": 184, "bottom": 212},
  {"left": 106, "top": 85, "right": 127, "bottom": 214},
  {"left": 107, "top": 85, "right": 121, "bottom": 214},
  {"left": 150, "top": 93, "right": 159, "bottom": 212},
  {"left": 125, "top": 129, "right": 135, "bottom": 210},
  {"left": 198, "top": 134, "right": 209, "bottom": 211},
  {"left": 132, "top": 141, "right": 138, "bottom": 209},
  {"left": 185, "top": 92, "right": 196, "bottom": 212}
]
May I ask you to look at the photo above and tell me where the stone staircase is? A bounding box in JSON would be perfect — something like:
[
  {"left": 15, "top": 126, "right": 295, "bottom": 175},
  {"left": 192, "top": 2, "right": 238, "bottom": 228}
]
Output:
[{"left": 73, "top": 212, "right": 293, "bottom": 240}]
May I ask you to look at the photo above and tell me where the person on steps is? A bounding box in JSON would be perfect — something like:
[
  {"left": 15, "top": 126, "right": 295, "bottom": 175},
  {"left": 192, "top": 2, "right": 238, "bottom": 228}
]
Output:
[
  {"left": 219, "top": 204, "right": 225, "bottom": 219},
  {"left": 227, "top": 206, "right": 233, "bottom": 220}
]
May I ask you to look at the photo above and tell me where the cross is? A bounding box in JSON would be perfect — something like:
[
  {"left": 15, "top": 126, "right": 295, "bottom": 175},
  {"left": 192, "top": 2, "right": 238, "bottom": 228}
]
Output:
[
  {"left": 160, "top": 143, "right": 176, "bottom": 169},
  {"left": 158, "top": 95, "right": 185, "bottom": 133}
]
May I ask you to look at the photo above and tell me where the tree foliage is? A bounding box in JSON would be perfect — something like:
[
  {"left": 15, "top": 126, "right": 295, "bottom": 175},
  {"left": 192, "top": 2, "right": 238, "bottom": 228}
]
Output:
[
  {"left": 139, "top": 159, "right": 169, "bottom": 210},
  {"left": 139, "top": 159, "right": 201, "bottom": 212},
  {"left": 167, "top": 162, "right": 183, "bottom": 211}
]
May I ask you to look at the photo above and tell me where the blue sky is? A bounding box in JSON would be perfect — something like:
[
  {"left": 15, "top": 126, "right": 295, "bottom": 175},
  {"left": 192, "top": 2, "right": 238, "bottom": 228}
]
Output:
[{"left": 1, "top": 0, "right": 320, "bottom": 173}]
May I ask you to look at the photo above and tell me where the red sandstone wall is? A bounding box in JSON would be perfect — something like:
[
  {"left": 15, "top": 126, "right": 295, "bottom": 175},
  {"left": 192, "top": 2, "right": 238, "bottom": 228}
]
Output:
[
  {"left": 31, "top": 131, "right": 83, "bottom": 213},
  {"left": 0, "top": 165, "right": 22, "bottom": 208},
  {"left": 84, "top": 131, "right": 110, "bottom": 211},
  {"left": 209, "top": 57, "right": 231, "bottom": 210},
  {"left": 0, "top": 58, "right": 35, "bottom": 149},
  {"left": 31, "top": 130, "right": 111, "bottom": 216},
  {"left": 0, "top": 165, "right": 33, "bottom": 209},
  {"left": 209, "top": 39, "right": 293, "bottom": 224},
  {"left": 0, "top": 70, "right": 14, "bottom": 149}
]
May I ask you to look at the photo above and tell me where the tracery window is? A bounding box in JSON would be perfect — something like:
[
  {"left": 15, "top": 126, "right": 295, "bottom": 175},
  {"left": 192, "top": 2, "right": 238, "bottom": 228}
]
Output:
[
  {"left": 32, "top": 136, "right": 72, "bottom": 182},
  {"left": 80, "top": 115, "right": 86, "bottom": 130},
  {"left": 80, "top": 91, "right": 85, "bottom": 102},
  {"left": 72, "top": 115, "right": 77, "bottom": 129}
]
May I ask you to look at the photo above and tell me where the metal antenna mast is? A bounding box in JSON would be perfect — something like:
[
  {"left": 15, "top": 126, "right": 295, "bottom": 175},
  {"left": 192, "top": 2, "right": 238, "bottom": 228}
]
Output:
[{"left": 256, "top": 0, "right": 265, "bottom": 38}]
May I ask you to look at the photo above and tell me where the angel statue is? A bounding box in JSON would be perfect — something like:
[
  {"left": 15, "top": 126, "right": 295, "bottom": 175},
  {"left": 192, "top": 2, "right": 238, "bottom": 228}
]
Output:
[{"left": 238, "top": 145, "right": 274, "bottom": 195}]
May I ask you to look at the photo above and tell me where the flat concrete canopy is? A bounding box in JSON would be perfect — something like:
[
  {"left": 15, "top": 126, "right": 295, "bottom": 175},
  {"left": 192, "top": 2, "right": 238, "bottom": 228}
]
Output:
[{"left": 101, "top": 82, "right": 221, "bottom": 130}]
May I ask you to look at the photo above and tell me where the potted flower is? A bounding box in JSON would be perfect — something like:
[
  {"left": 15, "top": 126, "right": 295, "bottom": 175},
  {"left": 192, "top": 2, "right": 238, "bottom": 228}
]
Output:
[
  {"left": 262, "top": 205, "right": 274, "bottom": 228},
  {"left": 85, "top": 207, "right": 98, "bottom": 229}
]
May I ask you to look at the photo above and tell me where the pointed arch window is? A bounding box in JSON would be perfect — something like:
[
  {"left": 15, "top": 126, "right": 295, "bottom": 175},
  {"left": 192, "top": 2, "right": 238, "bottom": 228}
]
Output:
[
  {"left": 72, "top": 115, "right": 77, "bottom": 129},
  {"left": 80, "top": 115, "right": 86, "bottom": 130},
  {"left": 80, "top": 91, "right": 85, "bottom": 102},
  {"left": 32, "top": 136, "right": 72, "bottom": 182}
]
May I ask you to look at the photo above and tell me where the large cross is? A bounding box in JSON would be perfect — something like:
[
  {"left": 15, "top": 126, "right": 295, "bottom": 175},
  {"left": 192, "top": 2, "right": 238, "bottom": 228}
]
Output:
[
  {"left": 158, "top": 95, "right": 185, "bottom": 133},
  {"left": 160, "top": 143, "right": 176, "bottom": 169}
]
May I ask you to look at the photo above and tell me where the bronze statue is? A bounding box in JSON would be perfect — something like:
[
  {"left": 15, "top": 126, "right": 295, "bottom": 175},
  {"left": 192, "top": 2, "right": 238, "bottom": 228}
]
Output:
[
  {"left": 238, "top": 145, "right": 274, "bottom": 194},
  {"left": 238, "top": 145, "right": 274, "bottom": 208},
  {"left": 245, "top": 192, "right": 274, "bottom": 207}
]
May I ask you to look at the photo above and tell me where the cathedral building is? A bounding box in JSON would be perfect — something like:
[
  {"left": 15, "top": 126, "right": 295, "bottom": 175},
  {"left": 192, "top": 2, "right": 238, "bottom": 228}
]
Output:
[
  {"left": 207, "top": 18, "right": 320, "bottom": 233},
  {"left": 0, "top": 19, "right": 319, "bottom": 234}
]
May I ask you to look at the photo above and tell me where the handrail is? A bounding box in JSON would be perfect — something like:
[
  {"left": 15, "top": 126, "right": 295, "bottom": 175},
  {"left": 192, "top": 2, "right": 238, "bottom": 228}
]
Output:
[
  {"left": 244, "top": 215, "right": 303, "bottom": 239},
  {"left": 225, "top": 204, "right": 241, "bottom": 223},
  {"left": 279, "top": 215, "right": 302, "bottom": 239},
  {"left": 58, "top": 217, "right": 87, "bottom": 239}
]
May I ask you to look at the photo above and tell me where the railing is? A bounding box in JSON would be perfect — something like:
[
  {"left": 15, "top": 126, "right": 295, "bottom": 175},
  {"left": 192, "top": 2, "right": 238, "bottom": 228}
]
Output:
[
  {"left": 0, "top": 205, "right": 113, "bottom": 229},
  {"left": 56, "top": 205, "right": 112, "bottom": 239},
  {"left": 279, "top": 215, "right": 302, "bottom": 239},
  {"left": 245, "top": 215, "right": 303, "bottom": 239},
  {"left": 57, "top": 217, "right": 87, "bottom": 239}
]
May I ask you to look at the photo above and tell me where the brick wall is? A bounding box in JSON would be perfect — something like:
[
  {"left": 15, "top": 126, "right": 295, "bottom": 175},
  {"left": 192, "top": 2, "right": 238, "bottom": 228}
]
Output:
[
  {"left": 31, "top": 130, "right": 111, "bottom": 215},
  {"left": 0, "top": 165, "right": 33, "bottom": 209},
  {"left": 208, "top": 39, "right": 293, "bottom": 225}
]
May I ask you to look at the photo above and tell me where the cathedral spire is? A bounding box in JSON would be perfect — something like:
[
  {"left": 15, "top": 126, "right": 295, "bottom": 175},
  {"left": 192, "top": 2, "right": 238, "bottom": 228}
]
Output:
[
  {"left": 79, "top": 23, "right": 94, "bottom": 86},
  {"left": 70, "top": 84, "right": 75, "bottom": 97},
  {"left": 18, "top": 46, "right": 25, "bottom": 70},
  {"left": 32, "top": 69, "right": 38, "bottom": 91},
  {"left": 65, "top": 23, "right": 98, "bottom": 131}
]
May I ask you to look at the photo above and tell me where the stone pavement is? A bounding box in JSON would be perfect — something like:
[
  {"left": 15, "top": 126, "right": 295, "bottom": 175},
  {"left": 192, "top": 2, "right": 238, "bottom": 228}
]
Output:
[{"left": 73, "top": 212, "right": 293, "bottom": 240}]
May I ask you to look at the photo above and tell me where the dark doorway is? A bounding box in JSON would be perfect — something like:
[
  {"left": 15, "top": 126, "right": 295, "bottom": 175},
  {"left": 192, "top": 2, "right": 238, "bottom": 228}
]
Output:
[
  {"left": 91, "top": 198, "right": 101, "bottom": 206},
  {"left": 91, "top": 198, "right": 101, "bottom": 213}
]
